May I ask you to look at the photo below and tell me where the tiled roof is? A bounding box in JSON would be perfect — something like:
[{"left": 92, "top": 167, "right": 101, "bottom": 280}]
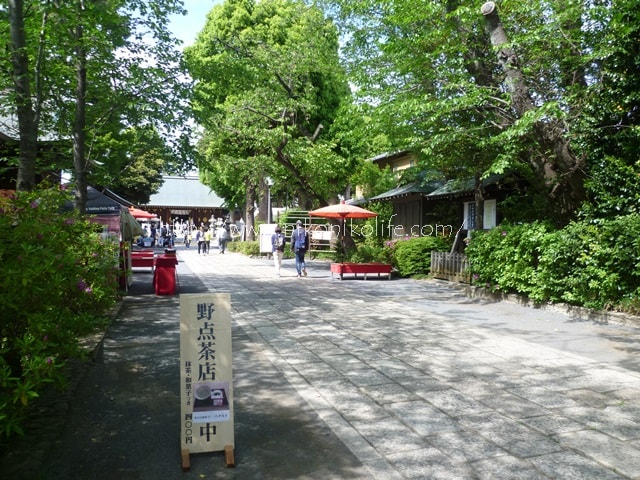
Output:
[
  {"left": 368, "top": 180, "right": 442, "bottom": 202},
  {"left": 145, "top": 176, "right": 225, "bottom": 208},
  {"left": 427, "top": 174, "right": 503, "bottom": 199},
  {"left": 367, "top": 150, "right": 412, "bottom": 163}
]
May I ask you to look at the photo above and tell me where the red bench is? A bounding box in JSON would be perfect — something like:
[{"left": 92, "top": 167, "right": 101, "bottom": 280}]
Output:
[
  {"left": 131, "top": 250, "right": 156, "bottom": 271},
  {"left": 330, "top": 262, "right": 392, "bottom": 280}
]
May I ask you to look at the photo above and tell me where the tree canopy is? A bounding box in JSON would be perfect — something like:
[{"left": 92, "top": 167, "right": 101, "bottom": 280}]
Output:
[
  {"left": 319, "top": 0, "right": 640, "bottom": 225},
  {"left": 1, "top": 0, "right": 195, "bottom": 210},
  {"left": 2, "top": 0, "right": 639, "bottom": 224},
  {"left": 184, "top": 0, "right": 353, "bottom": 235}
]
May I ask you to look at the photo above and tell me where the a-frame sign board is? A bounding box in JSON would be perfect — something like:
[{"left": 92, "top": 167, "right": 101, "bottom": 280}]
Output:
[{"left": 179, "top": 293, "right": 235, "bottom": 470}]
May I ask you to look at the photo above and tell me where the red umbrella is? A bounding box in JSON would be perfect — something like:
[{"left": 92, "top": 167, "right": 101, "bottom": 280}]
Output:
[
  {"left": 129, "top": 206, "right": 157, "bottom": 219},
  {"left": 309, "top": 201, "right": 377, "bottom": 261},
  {"left": 308, "top": 201, "right": 377, "bottom": 220}
]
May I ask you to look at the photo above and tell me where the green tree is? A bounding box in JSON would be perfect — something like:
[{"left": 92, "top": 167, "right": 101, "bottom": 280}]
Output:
[
  {"left": 320, "top": 0, "right": 638, "bottom": 225},
  {"left": 184, "top": 0, "right": 352, "bottom": 238},
  {"left": 577, "top": 0, "right": 640, "bottom": 219},
  {"left": 5, "top": 0, "right": 38, "bottom": 191},
  {"left": 94, "top": 126, "right": 168, "bottom": 205},
  {"left": 1, "top": 0, "right": 194, "bottom": 209}
]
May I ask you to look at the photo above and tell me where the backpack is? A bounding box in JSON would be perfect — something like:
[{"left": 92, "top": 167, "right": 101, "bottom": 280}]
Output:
[{"left": 294, "top": 228, "right": 307, "bottom": 250}]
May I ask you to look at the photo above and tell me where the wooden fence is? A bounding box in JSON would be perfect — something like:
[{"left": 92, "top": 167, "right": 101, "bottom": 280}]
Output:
[{"left": 430, "top": 251, "right": 471, "bottom": 283}]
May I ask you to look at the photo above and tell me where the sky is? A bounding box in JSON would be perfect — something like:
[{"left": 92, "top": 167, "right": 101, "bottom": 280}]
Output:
[{"left": 168, "top": 0, "right": 222, "bottom": 46}]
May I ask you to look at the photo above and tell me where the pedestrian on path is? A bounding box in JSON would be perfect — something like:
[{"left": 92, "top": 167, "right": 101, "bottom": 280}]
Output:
[
  {"left": 271, "top": 225, "right": 286, "bottom": 276},
  {"left": 218, "top": 220, "right": 231, "bottom": 254},
  {"left": 204, "top": 228, "right": 212, "bottom": 254},
  {"left": 196, "top": 227, "right": 206, "bottom": 254},
  {"left": 291, "top": 220, "right": 309, "bottom": 277}
]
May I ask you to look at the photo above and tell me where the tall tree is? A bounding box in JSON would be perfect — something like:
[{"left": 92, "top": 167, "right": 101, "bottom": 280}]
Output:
[
  {"left": 6, "top": 0, "right": 38, "bottom": 191},
  {"left": 184, "top": 0, "right": 352, "bottom": 237},
  {"left": 576, "top": 0, "right": 640, "bottom": 219},
  {"left": 1, "top": 0, "right": 194, "bottom": 209},
  {"left": 94, "top": 125, "right": 168, "bottom": 204},
  {"left": 320, "top": 0, "right": 628, "bottom": 225},
  {"left": 480, "top": 1, "right": 584, "bottom": 222}
]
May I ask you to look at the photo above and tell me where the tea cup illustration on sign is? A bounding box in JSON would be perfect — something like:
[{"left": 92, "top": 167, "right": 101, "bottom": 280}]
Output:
[{"left": 195, "top": 384, "right": 212, "bottom": 400}]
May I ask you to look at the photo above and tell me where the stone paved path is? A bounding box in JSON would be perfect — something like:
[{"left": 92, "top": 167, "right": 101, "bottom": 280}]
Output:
[
  {"left": 181, "top": 247, "right": 640, "bottom": 479},
  {"left": 2, "top": 244, "right": 640, "bottom": 479}
]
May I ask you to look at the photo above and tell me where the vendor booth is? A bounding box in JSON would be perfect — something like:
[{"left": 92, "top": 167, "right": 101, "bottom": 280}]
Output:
[{"left": 85, "top": 187, "right": 143, "bottom": 290}]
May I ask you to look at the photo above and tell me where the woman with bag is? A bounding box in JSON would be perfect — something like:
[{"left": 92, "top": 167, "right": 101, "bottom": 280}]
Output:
[{"left": 271, "top": 226, "right": 286, "bottom": 277}]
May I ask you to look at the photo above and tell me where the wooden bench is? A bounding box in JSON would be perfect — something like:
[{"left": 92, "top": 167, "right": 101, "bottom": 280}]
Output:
[
  {"left": 330, "top": 262, "right": 392, "bottom": 280},
  {"left": 131, "top": 250, "right": 156, "bottom": 271}
]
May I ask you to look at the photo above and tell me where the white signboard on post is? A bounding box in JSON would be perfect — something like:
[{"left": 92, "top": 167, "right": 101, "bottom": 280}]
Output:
[
  {"left": 179, "top": 293, "right": 234, "bottom": 470},
  {"left": 259, "top": 223, "right": 278, "bottom": 253}
]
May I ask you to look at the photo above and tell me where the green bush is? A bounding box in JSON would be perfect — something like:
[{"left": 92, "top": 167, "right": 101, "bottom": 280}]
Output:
[
  {"left": 465, "top": 216, "right": 640, "bottom": 313},
  {"left": 0, "top": 185, "right": 119, "bottom": 441},
  {"left": 227, "top": 240, "right": 261, "bottom": 256},
  {"left": 392, "top": 236, "right": 451, "bottom": 277},
  {"left": 537, "top": 216, "right": 640, "bottom": 309},
  {"left": 465, "top": 222, "right": 553, "bottom": 299},
  {"left": 348, "top": 243, "right": 386, "bottom": 263}
]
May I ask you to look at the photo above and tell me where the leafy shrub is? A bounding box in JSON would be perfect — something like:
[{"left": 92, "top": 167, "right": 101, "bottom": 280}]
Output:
[
  {"left": 0, "top": 185, "right": 119, "bottom": 441},
  {"left": 537, "top": 216, "right": 640, "bottom": 309},
  {"left": 393, "top": 236, "right": 451, "bottom": 277},
  {"left": 465, "top": 222, "right": 553, "bottom": 299},
  {"left": 465, "top": 216, "right": 640, "bottom": 312},
  {"left": 348, "top": 243, "right": 387, "bottom": 263},
  {"left": 227, "top": 240, "right": 261, "bottom": 256}
]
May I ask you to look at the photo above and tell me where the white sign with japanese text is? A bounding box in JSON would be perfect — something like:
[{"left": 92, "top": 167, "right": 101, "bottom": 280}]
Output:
[{"left": 180, "top": 293, "right": 234, "bottom": 455}]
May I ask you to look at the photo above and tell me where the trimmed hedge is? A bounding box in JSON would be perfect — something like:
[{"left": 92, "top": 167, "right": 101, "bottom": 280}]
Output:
[
  {"left": 465, "top": 216, "right": 640, "bottom": 313},
  {"left": 392, "top": 236, "right": 452, "bottom": 277}
]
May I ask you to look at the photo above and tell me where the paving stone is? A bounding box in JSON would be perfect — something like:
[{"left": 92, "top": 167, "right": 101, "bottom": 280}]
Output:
[
  {"left": 350, "top": 416, "right": 427, "bottom": 456},
  {"left": 5, "top": 248, "right": 640, "bottom": 479},
  {"left": 565, "top": 388, "right": 621, "bottom": 408},
  {"left": 556, "top": 405, "right": 640, "bottom": 441},
  {"left": 478, "top": 391, "right": 550, "bottom": 419},
  {"left": 529, "top": 450, "right": 627, "bottom": 479},
  {"left": 386, "top": 446, "right": 473, "bottom": 479},
  {"left": 427, "top": 429, "right": 507, "bottom": 462},
  {"left": 476, "top": 423, "right": 565, "bottom": 458},
  {"left": 557, "top": 429, "right": 640, "bottom": 478},
  {"left": 507, "top": 385, "right": 579, "bottom": 409},
  {"left": 385, "top": 400, "right": 459, "bottom": 436},
  {"left": 423, "top": 388, "right": 492, "bottom": 416},
  {"left": 522, "top": 413, "right": 589, "bottom": 436},
  {"left": 470, "top": 455, "right": 552, "bottom": 479},
  {"left": 358, "top": 382, "right": 421, "bottom": 405}
]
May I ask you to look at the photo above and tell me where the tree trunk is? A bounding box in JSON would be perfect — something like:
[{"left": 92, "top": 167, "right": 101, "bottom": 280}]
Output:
[
  {"left": 9, "top": 0, "right": 38, "bottom": 191},
  {"left": 73, "top": 12, "right": 88, "bottom": 214},
  {"left": 474, "top": 174, "right": 484, "bottom": 231},
  {"left": 244, "top": 180, "right": 257, "bottom": 241},
  {"left": 481, "top": 2, "right": 585, "bottom": 223},
  {"left": 258, "top": 179, "right": 269, "bottom": 223}
]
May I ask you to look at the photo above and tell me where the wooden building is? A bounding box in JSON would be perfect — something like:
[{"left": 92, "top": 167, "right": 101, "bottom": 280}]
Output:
[{"left": 142, "top": 175, "right": 228, "bottom": 229}]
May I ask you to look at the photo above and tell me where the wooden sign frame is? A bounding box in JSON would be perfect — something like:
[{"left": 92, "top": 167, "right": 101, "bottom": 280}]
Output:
[{"left": 179, "top": 293, "right": 235, "bottom": 470}]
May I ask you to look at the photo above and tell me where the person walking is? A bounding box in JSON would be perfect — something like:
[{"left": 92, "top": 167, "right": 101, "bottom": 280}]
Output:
[
  {"left": 204, "top": 228, "right": 212, "bottom": 254},
  {"left": 290, "top": 220, "right": 309, "bottom": 277},
  {"left": 196, "top": 227, "right": 206, "bottom": 255},
  {"left": 271, "top": 226, "right": 286, "bottom": 277},
  {"left": 218, "top": 221, "right": 231, "bottom": 254}
]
